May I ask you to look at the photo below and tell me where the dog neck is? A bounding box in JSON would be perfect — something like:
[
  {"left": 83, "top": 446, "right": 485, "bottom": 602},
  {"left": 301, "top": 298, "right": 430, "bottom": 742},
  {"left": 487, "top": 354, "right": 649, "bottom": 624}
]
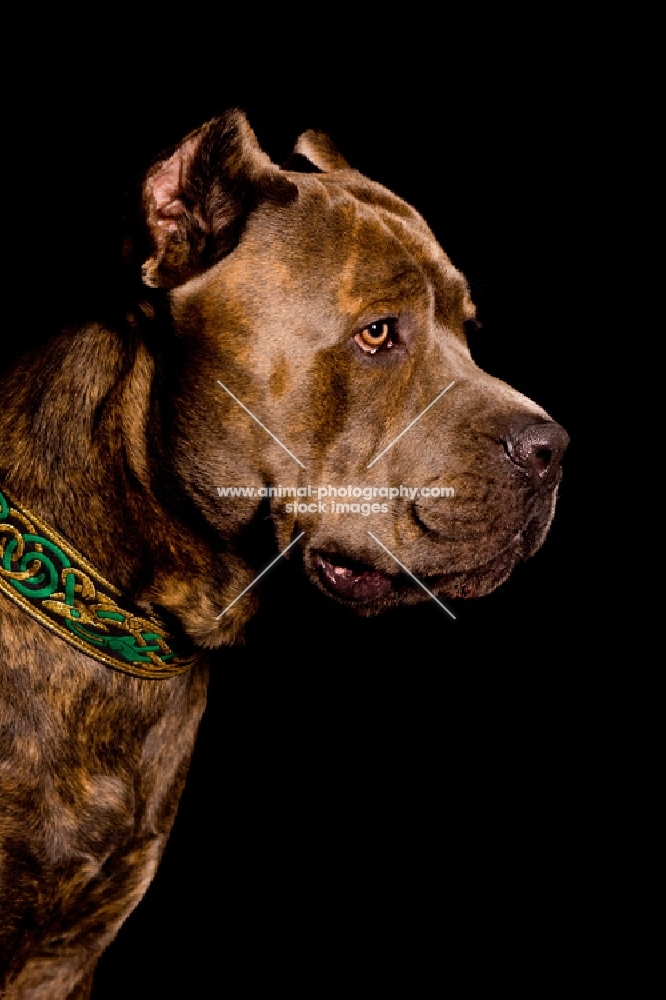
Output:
[{"left": 0, "top": 324, "right": 249, "bottom": 648}]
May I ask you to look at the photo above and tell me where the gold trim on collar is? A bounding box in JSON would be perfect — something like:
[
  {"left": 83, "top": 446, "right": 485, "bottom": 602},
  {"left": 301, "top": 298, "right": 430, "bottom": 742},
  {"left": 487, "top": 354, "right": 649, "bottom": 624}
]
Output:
[{"left": 0, "top": 486, "right": 195, "bottom": 679}]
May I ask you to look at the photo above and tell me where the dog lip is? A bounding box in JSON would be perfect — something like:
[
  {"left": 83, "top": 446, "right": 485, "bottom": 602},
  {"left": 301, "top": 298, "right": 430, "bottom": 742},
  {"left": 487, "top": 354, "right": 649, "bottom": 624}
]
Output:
[
  {"left": 314, "top": 552, "right": 393, "bottom": 602},
  {"left": 312, "top": 534, "right": 525, "bottom": 604}
]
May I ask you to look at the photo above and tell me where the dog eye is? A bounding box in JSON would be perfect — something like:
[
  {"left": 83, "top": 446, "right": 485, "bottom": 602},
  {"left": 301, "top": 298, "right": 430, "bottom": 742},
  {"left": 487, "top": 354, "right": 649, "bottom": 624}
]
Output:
[{"left": 355, "top": 320, "right": 395, "bottom": 354}]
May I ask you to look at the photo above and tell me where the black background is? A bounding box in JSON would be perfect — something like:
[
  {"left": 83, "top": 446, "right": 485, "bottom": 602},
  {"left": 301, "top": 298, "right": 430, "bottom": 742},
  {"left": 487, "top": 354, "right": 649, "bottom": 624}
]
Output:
[{"left": 3, "top": 54, "right": 593, "bottom": 994}]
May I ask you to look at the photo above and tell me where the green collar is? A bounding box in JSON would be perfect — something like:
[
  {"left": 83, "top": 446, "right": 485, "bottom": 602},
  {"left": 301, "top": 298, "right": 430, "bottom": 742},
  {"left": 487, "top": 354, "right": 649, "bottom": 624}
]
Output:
[{"left": 0, "top": 485, "right": 195, "bottom": 679}]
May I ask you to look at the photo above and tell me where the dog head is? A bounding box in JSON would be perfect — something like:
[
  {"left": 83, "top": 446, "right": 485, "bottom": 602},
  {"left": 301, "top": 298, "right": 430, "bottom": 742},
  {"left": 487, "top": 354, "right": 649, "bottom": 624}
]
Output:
[{"left": 135, "top": 111, "right": 568, "bottom": 636}]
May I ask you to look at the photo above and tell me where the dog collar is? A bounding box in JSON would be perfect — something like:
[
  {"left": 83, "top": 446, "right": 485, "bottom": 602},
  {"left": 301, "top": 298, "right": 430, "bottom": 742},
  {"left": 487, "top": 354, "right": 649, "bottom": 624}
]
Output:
[{"left": 0, "top": 486, "right": 196, "bottom": 679}]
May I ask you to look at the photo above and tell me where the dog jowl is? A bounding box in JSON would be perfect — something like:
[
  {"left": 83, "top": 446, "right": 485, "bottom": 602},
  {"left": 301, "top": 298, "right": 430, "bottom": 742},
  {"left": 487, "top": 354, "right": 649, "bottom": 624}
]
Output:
[{"left": 0, "top": 111, "right": 567, "bottom": 997}]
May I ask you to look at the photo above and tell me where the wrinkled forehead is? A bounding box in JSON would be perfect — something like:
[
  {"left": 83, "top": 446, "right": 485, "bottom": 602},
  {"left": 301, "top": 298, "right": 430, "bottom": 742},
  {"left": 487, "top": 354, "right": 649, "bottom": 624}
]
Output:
[{"left": 209, "top": 170, "right": 472, "bottom": 324}]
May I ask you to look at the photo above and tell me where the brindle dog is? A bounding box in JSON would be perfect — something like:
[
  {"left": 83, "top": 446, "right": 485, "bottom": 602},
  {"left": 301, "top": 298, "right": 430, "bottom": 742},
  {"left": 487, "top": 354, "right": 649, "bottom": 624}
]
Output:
[{"left": 0, "top": 111, "right": 568, "bottom": 997}]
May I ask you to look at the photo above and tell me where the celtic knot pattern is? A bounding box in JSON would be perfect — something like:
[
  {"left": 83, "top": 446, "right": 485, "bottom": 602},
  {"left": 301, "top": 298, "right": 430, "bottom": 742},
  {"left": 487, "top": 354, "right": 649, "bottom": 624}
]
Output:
[{"left": 0, "top": 487, "right": 195, "bottom": 678}]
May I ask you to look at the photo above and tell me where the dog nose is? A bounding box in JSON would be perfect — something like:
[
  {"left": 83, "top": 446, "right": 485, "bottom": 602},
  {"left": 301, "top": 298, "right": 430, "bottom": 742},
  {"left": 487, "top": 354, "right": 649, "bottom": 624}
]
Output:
[{"left": 504, "top": 421, "right": 569, "bottom": 489}]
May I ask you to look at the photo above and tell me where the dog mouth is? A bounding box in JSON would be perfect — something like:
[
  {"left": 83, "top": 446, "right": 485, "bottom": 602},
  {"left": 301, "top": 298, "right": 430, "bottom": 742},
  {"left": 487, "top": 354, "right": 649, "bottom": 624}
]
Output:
[
  {"left": 314, "top": 552, "right": 393, "bottom": 602},
  {"left": 312, "top": 534, "right": 527, "bottom": 607}
]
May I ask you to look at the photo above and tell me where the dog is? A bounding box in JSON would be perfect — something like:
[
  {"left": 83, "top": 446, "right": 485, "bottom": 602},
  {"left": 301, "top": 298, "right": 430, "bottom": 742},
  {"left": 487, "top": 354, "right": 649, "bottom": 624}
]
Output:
[{"left": 0, "top": 109, "right": 568, "bottom": 997}]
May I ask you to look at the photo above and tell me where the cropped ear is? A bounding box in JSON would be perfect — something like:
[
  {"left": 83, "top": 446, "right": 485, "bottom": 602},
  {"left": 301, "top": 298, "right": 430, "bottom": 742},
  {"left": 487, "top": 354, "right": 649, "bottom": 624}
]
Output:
[
  {"left": 282, "top": 129, "right": 350, "bottom": 173},
  {"left": 141, "top": 110, "right": 296, "bottom": 289}
]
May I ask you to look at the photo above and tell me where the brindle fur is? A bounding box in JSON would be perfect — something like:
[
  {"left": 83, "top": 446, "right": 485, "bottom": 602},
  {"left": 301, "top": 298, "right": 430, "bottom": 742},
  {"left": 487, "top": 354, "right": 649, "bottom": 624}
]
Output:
[{"left": 0, "top": 111, "right": 567, "bottom": 997}]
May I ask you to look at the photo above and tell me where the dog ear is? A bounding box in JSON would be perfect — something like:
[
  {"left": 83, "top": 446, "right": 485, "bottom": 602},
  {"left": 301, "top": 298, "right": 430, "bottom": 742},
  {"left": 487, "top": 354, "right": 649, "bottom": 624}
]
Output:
[
  {"left": 141, "top": 110, "right": 296, "bottom": 289},
  {"left": 283, "top": 130, "right": 350, "bottom": 173}
]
